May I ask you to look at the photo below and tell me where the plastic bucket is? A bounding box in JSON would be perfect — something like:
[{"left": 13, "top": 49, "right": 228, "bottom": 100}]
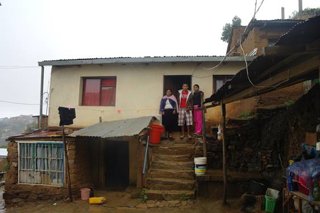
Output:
[
  {"left": 264, "top": 188, "right": 279, "bottom": 213},
  {"left": 265, "top": 195, "right": 276, "bottom": 213},
  {"left": 149, "top": 125, "right": 164, "bottom": 144},
  {"left": 194, "top": 157, "right": 207, "bottom": 176},
  {"left": 80, "top": 188, "right": 91, "bottom": 200}
]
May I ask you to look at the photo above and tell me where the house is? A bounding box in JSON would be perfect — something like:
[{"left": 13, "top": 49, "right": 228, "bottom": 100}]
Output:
[
  {"left": 227, "top": 19, "right": 302, "bottom": 56},
  {"left": 4, "top": 56, "right": 253, "bottom": 204},
  {"left": 209, "top": 19, "right": 309, "bottom": 117},
  {"left": 40, "top": 56, "right": 253, "bottom": 127}
]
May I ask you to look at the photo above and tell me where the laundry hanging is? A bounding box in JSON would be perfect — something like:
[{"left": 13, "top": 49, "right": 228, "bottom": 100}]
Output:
[{"left": 58, "top": 107, "right": 76, "bottom": 126}]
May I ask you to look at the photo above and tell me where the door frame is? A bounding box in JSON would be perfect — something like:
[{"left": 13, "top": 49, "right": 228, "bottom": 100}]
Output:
[{"left": 163, "top": 75, "right": 192, "bottom": 96}]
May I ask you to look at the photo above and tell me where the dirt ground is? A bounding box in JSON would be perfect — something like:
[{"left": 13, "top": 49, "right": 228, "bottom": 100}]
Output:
[{"left": 4, "top": 187, "right": 243, "bottom": 213}]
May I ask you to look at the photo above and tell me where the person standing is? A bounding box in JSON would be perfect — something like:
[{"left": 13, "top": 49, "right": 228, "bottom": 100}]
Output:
[
  {"left": 192, "top": 84, "right": 204, "bottom": 136},
  {"left": 178, "top": 84, "right": 193, "bottom": 139},
  {"left": 160, "top": 89, "right": 178, "bottom": 140}
]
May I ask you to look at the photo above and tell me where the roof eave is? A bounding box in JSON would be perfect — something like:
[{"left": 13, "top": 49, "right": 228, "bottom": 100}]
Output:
[{"left": 38, "top": 56, "right": 256, "bottom": 67}]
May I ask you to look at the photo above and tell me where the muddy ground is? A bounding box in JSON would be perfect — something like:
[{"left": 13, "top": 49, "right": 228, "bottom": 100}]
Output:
[{"left": 4, "top": 187, "right": 244, "bottom": 213}]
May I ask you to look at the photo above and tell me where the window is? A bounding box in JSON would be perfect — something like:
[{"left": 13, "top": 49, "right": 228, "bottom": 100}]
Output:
[
  {"left": 213, "top": 75, "right": 234, "bottom": 92},
  {"left": 18, "top": 142, "right": 64, "bottom": 186},
  {"left": 82, "top": 77, "right": 116, "bottom": 106}
]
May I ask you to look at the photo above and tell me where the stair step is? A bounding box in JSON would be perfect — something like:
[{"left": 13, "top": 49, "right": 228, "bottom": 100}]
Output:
[
  {"left": 152, "top": 145, "right": 195, "bottom": 155},
  {"left": 151, "top": 160, "right": 194, "bottom": 170},
  {"left": 153, "top": 153, "right": 193, "bottom": 162},
  {"left": 146, "top": 177, "right": 195, "bottom": 190},
  {"left": 148, "top": 169, "right": 194, "bottom": 179},
  {"left": 145, "top": 189, "right": 195, "bottom": 200}
]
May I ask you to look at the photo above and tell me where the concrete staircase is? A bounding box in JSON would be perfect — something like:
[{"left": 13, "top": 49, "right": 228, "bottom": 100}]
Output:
[{"left": 145, "top": 141, "right": 196, "bottom": 201}]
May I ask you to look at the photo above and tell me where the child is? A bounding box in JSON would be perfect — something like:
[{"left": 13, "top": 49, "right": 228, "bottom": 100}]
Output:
[{"left": 177, "top": 84, "right": 193, "bottom": 139}]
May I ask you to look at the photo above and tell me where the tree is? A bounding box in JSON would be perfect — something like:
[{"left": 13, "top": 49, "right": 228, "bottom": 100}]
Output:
[
  {"left": 290, "top": 8, "right": 320, "bottom": 20},
  {"left": 221, "top": 16, "right": 242, "bottom": 42}
]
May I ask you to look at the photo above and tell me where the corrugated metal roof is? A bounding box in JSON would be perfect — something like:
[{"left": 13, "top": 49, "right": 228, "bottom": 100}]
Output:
[
  {"left": 38, "top": 56, "right": 255, "bottom": 66},
  {"left": 7, "top": 130, "right": 66, "bottom": 140},
  {"left": 276, "top": 15, "right": 320, "bottom": 46},
  {"left": 207, "top": 16, "right": 320, "bottom": 104},
  {"left": 70, "top": 116, "right": 153, "bottom": 138}
]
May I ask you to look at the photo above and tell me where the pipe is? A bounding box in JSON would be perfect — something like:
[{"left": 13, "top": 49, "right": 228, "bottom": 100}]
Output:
[
  {"left": 142, "top": 134, "right": 150, "bottom": 175},
  {"left": 298, "top": 0, "right": 303, "bottom": 12},
  {"left": 39, "top": 66, "right": 44, "bottom": 129},
  {"left": 281, "top": 7, "right": 285, "bottom": 19}
]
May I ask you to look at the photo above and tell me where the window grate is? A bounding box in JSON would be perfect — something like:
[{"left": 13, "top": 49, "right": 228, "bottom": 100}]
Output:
[{"left": 18, "top": 142, "right": 64, "bottom": 186}]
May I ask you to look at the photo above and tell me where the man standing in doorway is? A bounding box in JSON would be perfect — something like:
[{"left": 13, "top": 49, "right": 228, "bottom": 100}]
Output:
[{"left": 178, "top": 83, "right": 193, "bottom": 140}]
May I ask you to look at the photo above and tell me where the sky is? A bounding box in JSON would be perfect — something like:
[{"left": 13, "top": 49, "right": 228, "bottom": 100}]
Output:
[{"left": 0, "top": 0, "right": 319, "bottom": 118}]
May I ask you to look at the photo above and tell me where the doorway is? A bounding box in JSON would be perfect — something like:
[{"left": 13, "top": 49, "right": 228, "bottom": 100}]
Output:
[
  {"left": 105, "top": 141, "right": 129, "bottom": 189},
  {"left": 89, "top": 140, "right": 129, "bottom": 190},
  {"left": 163, "top": 75, "right": 192, "bottom": 131},
  {"left": 163, "top": 75, "right": 192, "bottom": 98}
]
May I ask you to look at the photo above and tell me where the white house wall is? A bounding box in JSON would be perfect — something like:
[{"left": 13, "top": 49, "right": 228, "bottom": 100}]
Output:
[{"left": 48, "top": 62, "right": 245, "bottom": 128}]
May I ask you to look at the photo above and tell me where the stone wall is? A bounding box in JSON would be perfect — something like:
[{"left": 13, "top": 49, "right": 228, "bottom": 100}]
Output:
[{"left": 4, "top": 139, "right": 93, "bottom": 205}]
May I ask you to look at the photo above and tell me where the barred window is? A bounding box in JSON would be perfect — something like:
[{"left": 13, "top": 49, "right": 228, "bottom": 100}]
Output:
[{"left": 18, "top": 142, "right": 64, "bottom": 186}]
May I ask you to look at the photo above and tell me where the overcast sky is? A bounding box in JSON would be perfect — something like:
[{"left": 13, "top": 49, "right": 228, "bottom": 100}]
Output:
[{"left": 0, "top": 0, "right": 319, "bottom": 118}]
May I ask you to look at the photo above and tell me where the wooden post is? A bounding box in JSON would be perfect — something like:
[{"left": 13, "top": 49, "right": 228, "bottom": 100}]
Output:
[
  {"left": 201, "top": 92, "right": 207, "bottom": 157},
  {"left": 202, "top": 108, "right": 207, "bottom": 157},
  {"left": 62, "top": 126, "right": 73, "bottom": 202},
  {"left": 221, "top": 101, "right": 227, "bottom": 205}
]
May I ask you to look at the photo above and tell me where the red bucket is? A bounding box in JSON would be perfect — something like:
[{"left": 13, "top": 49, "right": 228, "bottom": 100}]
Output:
[{"left": 149, "top": 124, "right": 164, "bottom": 144}]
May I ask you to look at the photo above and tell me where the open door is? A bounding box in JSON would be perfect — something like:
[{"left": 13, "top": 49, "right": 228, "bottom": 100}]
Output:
[
  {"left": 163, "top": 75, "right": 192, "bottom": 99},
  {"left": 105, "top": 141, "right": 129, "bottom": 189},
  {"left": 163, "top": 75, "right": 192, "bottom": 131},
  {"left": 89, "top": 140, "right": 129, "bottom": 190}
]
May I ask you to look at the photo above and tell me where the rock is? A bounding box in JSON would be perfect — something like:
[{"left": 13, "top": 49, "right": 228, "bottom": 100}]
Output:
[
  {"left": 146, "top": 200, "right": 155, "bottom": 205},
  {"left": 158, "top": 201, "right": 165, "bottom": 208},
  {"left": 168, "top": 200, "right": 180, "bottom": 207},
  {"left": 11, "top": 198, "right": 23, "bottom": 204},
  {"left": 136, "top": 203, "right": 147, "bottom": 209},
  {"left": 147, "top": 203, "right": 156, "bottom": 208}
]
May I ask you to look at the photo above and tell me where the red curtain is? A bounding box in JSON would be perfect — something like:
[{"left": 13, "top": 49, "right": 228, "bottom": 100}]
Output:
[
  {"left": 101, "top": 78, "right": 116, "bottom": 106},
  {"left": 82, "top": 78, "right": 116, "bottom": 106},
  {"left": 82, "top": 79, "right": 100, "bottom": 106}
]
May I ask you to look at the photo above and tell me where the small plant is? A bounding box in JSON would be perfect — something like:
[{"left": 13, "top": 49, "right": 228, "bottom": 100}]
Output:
[
  {"left": 239, "top": 111, "right": 255, "bottom": 119},
  {"left": 284, "top": 100, "right": 295, "bottom": 107},
  {"left": 179, "top": 193, "right": 191, "bottom": 201},
  {"left": 139, "top": 188, "right": 148, "bottom": 202}
]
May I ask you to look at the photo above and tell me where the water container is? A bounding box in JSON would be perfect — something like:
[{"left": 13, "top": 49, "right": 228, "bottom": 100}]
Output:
[
  {"left": 80, "top": 188, "right": 91, "bottom": 200},
  {"left": 149, "top": 124, "right": 164, "bottom": 144},
  {"left": 194, "top": 157, "right": 207, "bottom": 176}
]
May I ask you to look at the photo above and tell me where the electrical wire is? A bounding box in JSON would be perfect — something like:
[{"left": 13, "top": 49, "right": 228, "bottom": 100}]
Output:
[
  {"left": 0, "top": 66, "right": 38, "bottom": 69},
  {"left": 192, "top": 0, "right": 266, "bottom": 79},
  {"left": 240, "top": 0, "right": 291, "bottom": 89},
  {"left": 0, "top": 99, "right": 39, "bottom": 106}
]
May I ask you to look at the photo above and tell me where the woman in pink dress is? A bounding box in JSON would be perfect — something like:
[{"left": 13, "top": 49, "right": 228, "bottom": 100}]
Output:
[{"left": 192, "top": 84, "right": 204, "bottom": 136}]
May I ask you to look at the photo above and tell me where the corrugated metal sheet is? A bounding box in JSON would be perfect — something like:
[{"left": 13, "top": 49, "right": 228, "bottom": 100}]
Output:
[
  {"left": 38, "top": 56, "right": 255, "bottom": 66},
  {"left": 7, "top": 130, "right": 65, "bottom": 141},
  {"left": 276, "top": 15, "right": 320, "bottom": 46},
  {"left": 70, "top": 116, "right": 153, "bottom": 138},
  {"left": 207, "top": 16, "right": 320, "bottom": 103}
]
